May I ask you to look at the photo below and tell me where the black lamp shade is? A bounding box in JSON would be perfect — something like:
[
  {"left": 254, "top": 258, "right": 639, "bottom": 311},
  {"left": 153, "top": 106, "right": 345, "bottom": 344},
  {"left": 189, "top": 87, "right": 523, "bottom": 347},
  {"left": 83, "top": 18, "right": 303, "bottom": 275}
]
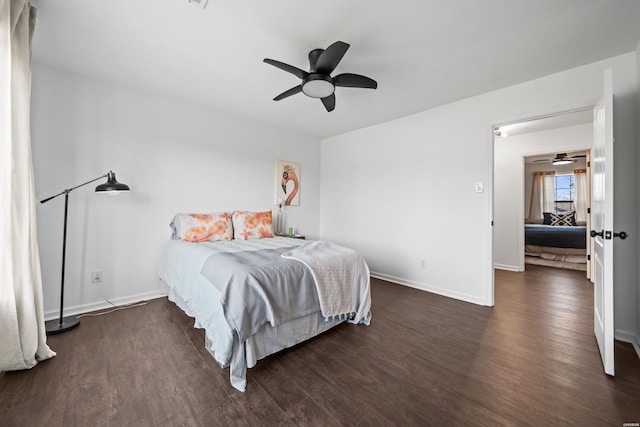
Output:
[{"left": 95, "top": 171, "right": 129, "bottom": 193}]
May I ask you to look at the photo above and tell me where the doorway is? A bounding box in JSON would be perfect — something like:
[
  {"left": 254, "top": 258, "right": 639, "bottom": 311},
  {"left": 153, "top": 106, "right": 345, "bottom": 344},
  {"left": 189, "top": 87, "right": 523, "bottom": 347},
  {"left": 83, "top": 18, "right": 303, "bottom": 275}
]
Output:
[{"left": 493, "top": 108, "right": 594, "bottom": 277}]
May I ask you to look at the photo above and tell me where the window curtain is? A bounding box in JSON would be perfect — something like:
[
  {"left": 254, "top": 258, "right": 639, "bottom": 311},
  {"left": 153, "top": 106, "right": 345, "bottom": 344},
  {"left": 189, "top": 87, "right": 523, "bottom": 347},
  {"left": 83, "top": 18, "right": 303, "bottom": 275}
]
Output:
[
  {"left": 573, "top": 168, "right": 588, "bottom": 223},
  {"left": 0, "top": 0, "right": 55, "bottom": 371},
  {"left": 528, "top": 171, "right": 555, "bottom": 220}
]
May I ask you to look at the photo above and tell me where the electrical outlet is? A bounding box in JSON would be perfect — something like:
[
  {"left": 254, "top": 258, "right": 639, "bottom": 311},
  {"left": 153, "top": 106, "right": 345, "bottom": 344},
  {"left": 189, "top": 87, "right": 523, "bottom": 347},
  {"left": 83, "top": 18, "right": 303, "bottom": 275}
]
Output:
[{"left": 91, "top": 270, "right": 103, "bottom": 284}]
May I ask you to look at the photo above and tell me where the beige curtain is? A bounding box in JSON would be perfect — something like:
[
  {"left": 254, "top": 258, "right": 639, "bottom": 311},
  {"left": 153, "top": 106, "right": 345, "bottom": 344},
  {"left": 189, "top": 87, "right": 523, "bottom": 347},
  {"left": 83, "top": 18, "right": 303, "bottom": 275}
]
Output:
[
  {"left": 573, "top": 168, "right": 588, "bottom": 223},
  {"left": 528, "top": 171, "right": 555, "bottom": 220},
  {"left": 0, "top": 0, "right": 55, "bottom": 371}
]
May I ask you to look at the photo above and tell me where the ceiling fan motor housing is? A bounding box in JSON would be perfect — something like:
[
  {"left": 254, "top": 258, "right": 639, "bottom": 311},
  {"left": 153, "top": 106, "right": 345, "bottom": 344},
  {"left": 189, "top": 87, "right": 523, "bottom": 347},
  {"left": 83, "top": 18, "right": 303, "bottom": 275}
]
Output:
[{"left": 308, "top": 49, "right": 324, "bottom": 72}]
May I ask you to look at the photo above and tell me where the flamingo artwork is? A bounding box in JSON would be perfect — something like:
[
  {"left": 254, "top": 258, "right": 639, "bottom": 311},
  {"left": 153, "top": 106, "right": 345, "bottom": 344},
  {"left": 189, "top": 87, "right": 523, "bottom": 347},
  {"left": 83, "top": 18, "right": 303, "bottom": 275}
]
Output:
[{"left": 280, "top": 163, "right": 299, "bottom": 206}]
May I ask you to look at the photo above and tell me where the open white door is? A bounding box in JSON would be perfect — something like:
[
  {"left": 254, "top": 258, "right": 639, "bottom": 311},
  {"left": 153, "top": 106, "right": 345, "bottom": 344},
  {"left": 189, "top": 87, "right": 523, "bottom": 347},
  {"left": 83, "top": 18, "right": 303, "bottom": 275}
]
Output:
[{"left": 591, "top": 68, "right": 614, "bottom": 375}]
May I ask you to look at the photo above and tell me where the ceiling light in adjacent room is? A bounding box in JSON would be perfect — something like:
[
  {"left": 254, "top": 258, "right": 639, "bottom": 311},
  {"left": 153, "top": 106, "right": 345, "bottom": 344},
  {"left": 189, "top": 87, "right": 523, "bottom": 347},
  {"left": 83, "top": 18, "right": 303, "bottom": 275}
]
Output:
[
  {"left": 551, "top": 154, "right": 572, "bottom": 165},
  {"left": 494, "top": 128, "right": 508, "bottom": 137}
]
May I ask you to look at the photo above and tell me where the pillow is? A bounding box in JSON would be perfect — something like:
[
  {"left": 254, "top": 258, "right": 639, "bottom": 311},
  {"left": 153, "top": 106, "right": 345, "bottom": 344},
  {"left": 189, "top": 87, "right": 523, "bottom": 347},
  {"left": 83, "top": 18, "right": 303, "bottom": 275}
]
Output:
[
  {"left": 545, "top": 211, "right": 576, "bottom": 226},
  {"left": 170, "top": 212, "right": 233, "bottom": 242},
  {"left": 232, "top": 210, "right": 274, "bottom": 240}
]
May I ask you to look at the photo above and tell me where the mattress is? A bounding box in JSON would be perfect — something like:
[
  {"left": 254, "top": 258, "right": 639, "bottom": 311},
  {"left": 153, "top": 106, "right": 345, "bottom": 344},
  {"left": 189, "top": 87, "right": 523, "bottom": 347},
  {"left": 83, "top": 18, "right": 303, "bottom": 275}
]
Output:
[{"left": 158, "top": 237, "right": 343, "bottom": 391}]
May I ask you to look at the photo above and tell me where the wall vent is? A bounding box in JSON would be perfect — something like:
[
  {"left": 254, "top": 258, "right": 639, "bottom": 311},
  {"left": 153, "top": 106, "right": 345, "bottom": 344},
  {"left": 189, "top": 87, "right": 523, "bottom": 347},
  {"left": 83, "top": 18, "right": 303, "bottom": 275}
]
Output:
[{"left": 188, "top": 0, "right": 208, "bottom": 9}]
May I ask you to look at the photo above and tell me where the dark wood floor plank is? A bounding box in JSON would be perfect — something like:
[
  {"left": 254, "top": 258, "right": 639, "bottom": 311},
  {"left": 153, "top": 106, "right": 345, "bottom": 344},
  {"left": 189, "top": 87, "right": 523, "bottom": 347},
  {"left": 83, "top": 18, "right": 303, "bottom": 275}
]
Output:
[
  {"left": 277, "top": 352, "right": 368, "bottom": 426},
  {"left": 2, "top": 265, "right": 639, "bottom": 426}
]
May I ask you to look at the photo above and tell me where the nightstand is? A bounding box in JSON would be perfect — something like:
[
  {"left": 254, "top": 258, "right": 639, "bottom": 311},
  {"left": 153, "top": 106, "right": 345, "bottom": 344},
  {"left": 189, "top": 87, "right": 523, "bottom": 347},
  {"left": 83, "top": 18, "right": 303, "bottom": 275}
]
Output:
[{"left": 275, "top": 233, "right": 305, "bottom": 240}]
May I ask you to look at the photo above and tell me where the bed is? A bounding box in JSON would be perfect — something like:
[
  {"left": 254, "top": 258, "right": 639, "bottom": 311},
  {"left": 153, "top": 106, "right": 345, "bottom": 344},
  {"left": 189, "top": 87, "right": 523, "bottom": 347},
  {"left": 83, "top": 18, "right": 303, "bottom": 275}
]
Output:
[
  {"left": 158, "top": 229, "right": 371, "bottom": 392},
  {"left": 524, "top": 223, "right": 588, "bottom": 270}
]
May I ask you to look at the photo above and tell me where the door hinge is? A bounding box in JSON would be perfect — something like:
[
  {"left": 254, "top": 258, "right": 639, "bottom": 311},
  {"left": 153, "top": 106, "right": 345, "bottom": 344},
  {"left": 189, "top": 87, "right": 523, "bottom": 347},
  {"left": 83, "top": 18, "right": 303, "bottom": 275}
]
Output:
[
  {"left": 587, "top": 207, "right": 591, "bottom": 214},
  {"left": 587, "top": 254, "right": 591, "bottom": 261}
]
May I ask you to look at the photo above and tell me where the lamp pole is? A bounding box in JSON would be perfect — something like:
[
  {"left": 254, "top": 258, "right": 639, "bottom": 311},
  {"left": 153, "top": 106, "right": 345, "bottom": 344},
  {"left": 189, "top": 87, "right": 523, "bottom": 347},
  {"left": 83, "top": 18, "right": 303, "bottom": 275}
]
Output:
[
  {"left": 40, "top": 172, "right": 129, "bottom": 335},
  {"left": 53, "top": 191, "right": 74, "bottom": 332}
]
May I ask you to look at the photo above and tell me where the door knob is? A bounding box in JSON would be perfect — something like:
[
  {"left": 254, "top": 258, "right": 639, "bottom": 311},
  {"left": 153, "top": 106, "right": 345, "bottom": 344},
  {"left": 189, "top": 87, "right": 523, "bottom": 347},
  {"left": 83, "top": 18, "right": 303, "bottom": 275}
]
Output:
[
  {"left": 590, "top": 230, "right": 604, "bottom": 238},
  {"left": 614, "top": 231, "right": 628, "bottom": 240}
]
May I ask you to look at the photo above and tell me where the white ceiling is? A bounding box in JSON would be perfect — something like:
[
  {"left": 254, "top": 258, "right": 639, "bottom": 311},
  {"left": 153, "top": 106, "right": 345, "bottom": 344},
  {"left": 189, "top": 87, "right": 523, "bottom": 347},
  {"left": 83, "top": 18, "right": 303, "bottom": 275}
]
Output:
[{"left": 30, "top": 0, "right": 640, "bottom": 140}]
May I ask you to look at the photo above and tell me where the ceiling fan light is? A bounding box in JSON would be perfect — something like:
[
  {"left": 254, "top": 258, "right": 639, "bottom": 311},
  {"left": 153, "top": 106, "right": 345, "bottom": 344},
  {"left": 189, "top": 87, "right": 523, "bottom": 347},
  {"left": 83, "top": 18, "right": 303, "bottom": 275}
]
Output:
[
  {"left": 551, "top": 153, "right": 573, "bottom": 165},
  {"left": 302, "top": 80, "right": 334, "bottom": 98},
  {"left": 301, "top": 74, "right": 335, "bottom": 98}
]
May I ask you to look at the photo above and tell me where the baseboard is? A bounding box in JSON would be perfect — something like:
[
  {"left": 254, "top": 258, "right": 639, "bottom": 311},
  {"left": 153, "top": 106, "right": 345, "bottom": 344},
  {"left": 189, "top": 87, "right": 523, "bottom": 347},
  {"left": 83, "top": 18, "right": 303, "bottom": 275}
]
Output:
[
  {"left": 494, "top": 263, "right": 521, "bottom": 272},
  {"left": 44, "top": 289, "right": 167, "bottom": 321},
  {"left": 370, "top": 271, "right": 489, "bottom": 306},
  {"left": 615, "top": 329, "right": 640, "bottom": 360}
]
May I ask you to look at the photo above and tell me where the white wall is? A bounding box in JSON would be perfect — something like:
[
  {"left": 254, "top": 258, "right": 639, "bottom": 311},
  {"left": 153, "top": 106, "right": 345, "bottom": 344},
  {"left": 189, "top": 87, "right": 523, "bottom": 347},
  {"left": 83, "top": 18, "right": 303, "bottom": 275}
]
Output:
[
  {"left": 494, "top": 124, "right": 592, "bottom": 271},
  {"left": 31, "top": 63, "right": 321, "bottom": 318},
  {"left": 636, "top": 40, "right": 640, "bottom": 354},
  {"left": 320, "top": 53, "right": 638, "bottom": 339}
]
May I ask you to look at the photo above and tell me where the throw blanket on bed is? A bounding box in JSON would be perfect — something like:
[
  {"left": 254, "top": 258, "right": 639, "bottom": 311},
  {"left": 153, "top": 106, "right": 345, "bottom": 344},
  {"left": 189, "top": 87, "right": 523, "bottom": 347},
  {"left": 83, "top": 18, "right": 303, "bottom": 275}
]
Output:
[
  {"left": 282, "top": 241, "right": 372, "bottom": 325},
  {"left": 200, "top": 247, "right": 320, "bottom": 342}
]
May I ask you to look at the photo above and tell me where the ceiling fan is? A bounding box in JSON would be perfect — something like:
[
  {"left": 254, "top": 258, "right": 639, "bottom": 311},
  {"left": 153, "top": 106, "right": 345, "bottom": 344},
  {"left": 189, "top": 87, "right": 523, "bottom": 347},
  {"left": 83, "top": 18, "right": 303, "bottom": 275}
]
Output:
[
  {"left": 263, "top": 41, "right": 377, "bottom": 112},
  {"left": 533, "top": 153, "right": 587, "bottom": 165}
]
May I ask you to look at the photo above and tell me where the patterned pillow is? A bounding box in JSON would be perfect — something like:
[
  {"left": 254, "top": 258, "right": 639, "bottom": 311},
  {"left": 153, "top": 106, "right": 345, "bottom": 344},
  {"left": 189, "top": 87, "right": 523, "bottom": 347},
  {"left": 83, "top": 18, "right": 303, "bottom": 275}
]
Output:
[
  {"left": 170, "top": 212, "right": 233, "bottom": 242},
  {"left": 548, "top": 212, "right": 576, "bottom": 226},
  {"left": 232, "top": 210, "right": 274, "bottom": 240}
]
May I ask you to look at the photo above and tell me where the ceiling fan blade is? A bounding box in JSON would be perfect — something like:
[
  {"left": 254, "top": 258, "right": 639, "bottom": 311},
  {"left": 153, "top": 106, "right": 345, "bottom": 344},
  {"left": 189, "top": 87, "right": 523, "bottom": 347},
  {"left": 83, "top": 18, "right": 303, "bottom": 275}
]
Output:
[
  {"left": 315, "top": 41, "right": 350, "bottom": 74},
  {"left": 263, "top": 58, "right": 308, "bottom": 80},
  {"left": 321, "top": 94, "right": 335, "bottom": 112},
  {"left": 334, "top": 73, "right": 378, "bottom": 89},
  {"left": 273, "top": 85, "right": 303, "bottom": 101}
]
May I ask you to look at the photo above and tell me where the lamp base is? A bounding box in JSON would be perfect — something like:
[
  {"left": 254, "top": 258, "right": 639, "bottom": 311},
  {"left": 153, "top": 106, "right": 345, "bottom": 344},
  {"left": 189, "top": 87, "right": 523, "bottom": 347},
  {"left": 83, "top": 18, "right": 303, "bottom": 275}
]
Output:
[{"left": 45, "top": 316, "right": 80, "bottom": 336}]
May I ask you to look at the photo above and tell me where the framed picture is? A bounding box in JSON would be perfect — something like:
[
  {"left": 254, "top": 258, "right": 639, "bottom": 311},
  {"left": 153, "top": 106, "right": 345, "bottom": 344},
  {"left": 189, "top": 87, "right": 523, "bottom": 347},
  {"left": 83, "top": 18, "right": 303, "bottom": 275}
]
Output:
[{"left": 276, "top": 160, "right": 300, "bottom": 206}]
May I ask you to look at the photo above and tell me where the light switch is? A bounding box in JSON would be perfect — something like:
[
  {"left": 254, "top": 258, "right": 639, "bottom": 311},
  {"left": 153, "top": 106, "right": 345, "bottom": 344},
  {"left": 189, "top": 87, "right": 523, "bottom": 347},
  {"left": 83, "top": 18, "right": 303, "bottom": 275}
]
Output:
[{"left": 475, "top": 182, "right": 484, "bottom": 193}]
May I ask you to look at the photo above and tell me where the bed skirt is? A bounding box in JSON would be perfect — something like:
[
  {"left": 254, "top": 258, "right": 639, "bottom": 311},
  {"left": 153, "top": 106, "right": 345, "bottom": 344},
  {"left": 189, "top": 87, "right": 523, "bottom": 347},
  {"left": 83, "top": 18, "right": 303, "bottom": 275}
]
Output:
[
  {"left": 525, "top": 244, "right": 587, "bottom": 271},
  {"left": 525, "top": 255, "right": 587, "bottom": 271}
]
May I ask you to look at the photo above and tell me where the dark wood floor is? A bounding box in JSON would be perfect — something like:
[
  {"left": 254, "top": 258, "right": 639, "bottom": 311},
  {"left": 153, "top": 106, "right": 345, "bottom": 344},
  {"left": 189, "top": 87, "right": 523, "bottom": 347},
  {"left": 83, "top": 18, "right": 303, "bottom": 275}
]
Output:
[{"left": 2, "top": 265, "right": 639, "bottom": 426}]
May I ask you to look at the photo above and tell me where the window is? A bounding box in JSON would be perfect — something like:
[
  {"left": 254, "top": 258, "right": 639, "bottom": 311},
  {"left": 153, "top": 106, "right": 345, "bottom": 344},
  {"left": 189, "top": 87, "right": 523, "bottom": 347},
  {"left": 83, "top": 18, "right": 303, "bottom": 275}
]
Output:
[{"left": 554, "top": 174, "right": 574, "bottom": 212}]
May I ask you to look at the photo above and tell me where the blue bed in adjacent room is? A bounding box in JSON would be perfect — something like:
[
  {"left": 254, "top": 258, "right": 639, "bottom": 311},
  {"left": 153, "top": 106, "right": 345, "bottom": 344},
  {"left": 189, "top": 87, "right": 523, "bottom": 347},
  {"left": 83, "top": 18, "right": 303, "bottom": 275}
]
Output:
[
  {"left": 524, "top": 224, "right": 587, "bottom": 249},
  {"left": 524, "top": 224, "right": 588, "bottom": 270}
]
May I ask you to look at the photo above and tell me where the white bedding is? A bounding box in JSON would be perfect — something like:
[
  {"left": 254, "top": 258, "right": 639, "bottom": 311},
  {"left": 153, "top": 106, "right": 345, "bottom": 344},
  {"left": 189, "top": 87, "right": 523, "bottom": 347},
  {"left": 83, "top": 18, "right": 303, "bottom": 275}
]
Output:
[{"left": 158, "top": 236, "right": 344, "bottom": 391}]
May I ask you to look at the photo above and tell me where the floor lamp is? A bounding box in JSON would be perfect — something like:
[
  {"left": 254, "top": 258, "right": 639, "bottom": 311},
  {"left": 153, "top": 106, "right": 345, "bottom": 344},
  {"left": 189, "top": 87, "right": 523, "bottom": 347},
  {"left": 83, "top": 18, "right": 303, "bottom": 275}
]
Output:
[{"left": 40, "top": 171, "right": 130, "bottom": 335}]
